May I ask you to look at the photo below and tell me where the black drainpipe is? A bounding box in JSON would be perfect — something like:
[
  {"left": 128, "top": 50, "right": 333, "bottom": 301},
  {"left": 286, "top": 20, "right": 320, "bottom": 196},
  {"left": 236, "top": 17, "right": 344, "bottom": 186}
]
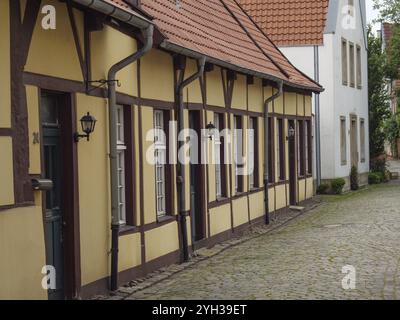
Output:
[
  {"left": 263, "top": 80, "right": 283, "bottom": 224},
  {"left": 176, "top": 56, "right": 206, "bottom": 262},
  {"left": 108, "top": 25, "right": 154, "bottom": 291}
]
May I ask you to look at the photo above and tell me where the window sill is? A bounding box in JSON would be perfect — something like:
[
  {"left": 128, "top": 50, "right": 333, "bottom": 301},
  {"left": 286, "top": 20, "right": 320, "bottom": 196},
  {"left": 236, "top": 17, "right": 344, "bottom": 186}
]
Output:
[
  {"left": 119, "top": 225, "right": 138, "bottom": 236},
  {"left": 157, "top": 215, "right": 175, "bottom": 224}
]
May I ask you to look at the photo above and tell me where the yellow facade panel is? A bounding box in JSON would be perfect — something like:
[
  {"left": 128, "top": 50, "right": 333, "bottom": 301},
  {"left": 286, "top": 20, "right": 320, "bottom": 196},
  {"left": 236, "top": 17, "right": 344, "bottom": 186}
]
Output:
[
  {"left": 0, "top": 0, "right": 11, "bottom": 128},
  {"left": 209, "top": 204, "right": 231, "bottom": 236},
  {"left": 118, "top": 233, "right": 142, "bottom": 272},
  {"left": 249, "top": 191, "right": 264, "bottom": 221},
  {"left": 206, "top": 67, "right": 225, "bottom": 107},
  {"left": 145, "top": 222, "right": 180, "bottom": 262},
  {"left": 0, "top": 137, "right": 14, "bottom": 206},
  {"left": 232, "top": 196, "right": 248, "bottom": 228},
  {"left": 231, "top": 74, "right": 247, "bottom": 110},
  {"left": 26, "top": 1, "right": 83, "bottom": 81},
  {"left": 248, "top": 78, "right": 263, "bottom": 113}
]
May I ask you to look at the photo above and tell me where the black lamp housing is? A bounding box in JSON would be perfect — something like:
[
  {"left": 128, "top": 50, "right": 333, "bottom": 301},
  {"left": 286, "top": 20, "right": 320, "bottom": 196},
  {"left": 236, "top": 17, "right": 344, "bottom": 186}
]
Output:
[
  {"left": 206, "top": 122, "right": 217, "bottom": 140},
  {"left": 74, "top": 112, "right": 97, "bottom": 142}
]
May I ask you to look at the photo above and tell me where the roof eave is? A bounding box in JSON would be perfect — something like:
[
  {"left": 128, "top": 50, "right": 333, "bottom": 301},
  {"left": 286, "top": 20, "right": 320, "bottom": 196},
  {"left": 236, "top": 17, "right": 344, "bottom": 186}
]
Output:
[{"left": 161, "top": 41, "right": 323, "bottom": 94}]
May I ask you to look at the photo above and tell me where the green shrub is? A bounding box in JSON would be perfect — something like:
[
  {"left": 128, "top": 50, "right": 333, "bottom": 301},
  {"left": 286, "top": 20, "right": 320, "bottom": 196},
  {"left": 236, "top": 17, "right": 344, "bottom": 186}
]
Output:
[
  {"left": 369, "top": 172, "right": 382, "bottom": 184},
  {"left": 317, "top": 183, "right": 330, "bottom": 195},
  {"left": 331, "top": 178, "right": 346, "bottom": 195},
  {"left": 350, "top": 166, "right": 359, "bottom": 191},
  {"left": 370, "top": 157, "right": 387, "bottom": 175}
]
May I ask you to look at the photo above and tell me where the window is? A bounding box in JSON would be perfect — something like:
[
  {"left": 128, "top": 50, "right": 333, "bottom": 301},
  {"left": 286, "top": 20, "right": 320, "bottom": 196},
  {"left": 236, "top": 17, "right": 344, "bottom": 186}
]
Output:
[
  {"left": 297, "top": 120, "right": 305, "bottom": 176},
  {"left": 342, "top": 39, "right": 348, "bottom": 85},
  {"left": 277, "top": 118, "right": 285, "bottom": 181},
  {"left": 154, "top": 110, "right": 167, "bottom": 218},
  {"left": 268, "top": 117, "right": 274, "bottom": 183},
  {"left": 340, "top": 117, "right": 347, "bottom": 165},
  {"left": 305, "top": 120, "right": 312, "bottom": 174},
  {"left": 348, "top": 0, "right": 354, "bottom": 16},
  {"left": 214, "top": 113, "right": 226, "bottom": 198},
  {"left": 349, "top": 42, "right": 355, "bottom": 87},
  {"left": 233, "top": 115, "right": 243, "bottom": 194},
  {"left": 248, "top": 117, "right": 258, "bottom": 189},
  {"left": 360, "top": 118, "right": 366, "bottom": 163},
  {"left": 116, "top": 105, "right": 127, "bottom": 225},
  {"left": 356, "top": 45, "right": 362, "bottom": 89}
]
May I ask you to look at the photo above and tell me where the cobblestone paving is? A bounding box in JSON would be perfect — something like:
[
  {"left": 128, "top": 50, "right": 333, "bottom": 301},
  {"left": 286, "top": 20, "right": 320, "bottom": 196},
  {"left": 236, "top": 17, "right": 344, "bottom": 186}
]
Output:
[{"left": 125, "top": 183, "right": 400, "bottom": 300}]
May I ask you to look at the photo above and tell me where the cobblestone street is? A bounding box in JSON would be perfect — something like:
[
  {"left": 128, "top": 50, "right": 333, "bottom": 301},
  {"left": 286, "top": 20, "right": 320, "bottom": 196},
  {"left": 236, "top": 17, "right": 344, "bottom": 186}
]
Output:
[{"left": 123, "top": 183, "right": 400, "bottom": 300}]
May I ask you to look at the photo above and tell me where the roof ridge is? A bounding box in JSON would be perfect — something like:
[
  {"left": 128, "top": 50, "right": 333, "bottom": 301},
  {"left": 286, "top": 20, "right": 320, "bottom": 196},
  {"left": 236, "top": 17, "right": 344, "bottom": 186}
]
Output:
[{"left": 219, "top": 0, "right": 290, "bottom": 79}]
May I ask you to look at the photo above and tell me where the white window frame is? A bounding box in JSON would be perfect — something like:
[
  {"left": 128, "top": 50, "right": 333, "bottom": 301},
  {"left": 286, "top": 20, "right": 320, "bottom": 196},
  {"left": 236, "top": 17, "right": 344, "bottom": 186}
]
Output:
[
  {"left": 116, "top": 105, "right": 127, "bottom": 225},
  {"left": 340, "top": 116, "right": 347, "bottom": 165},
  {"left": 154, "top": 110, "right": 167, "bottom": 218},
  {"left": 249, "top": 117, "right": 255, "bottom": 189}
]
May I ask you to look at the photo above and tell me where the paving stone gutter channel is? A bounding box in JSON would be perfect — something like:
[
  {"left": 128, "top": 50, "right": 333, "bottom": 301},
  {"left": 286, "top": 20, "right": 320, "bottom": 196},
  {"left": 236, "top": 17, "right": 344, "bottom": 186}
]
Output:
[{"left": 92, "top": 198, "right": 323, "bottom": 300}]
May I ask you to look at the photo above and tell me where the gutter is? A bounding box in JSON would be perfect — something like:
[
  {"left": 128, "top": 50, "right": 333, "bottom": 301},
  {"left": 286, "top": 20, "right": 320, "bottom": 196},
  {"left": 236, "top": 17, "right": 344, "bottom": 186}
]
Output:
[
  {"left": 108, "top": 25, "right": 154, "bottom": 292},
  {"left": 72, "top": 0, "right": 151, "bottom": 29},
  {"left": 161, "top": 42, "right": 323, "bottom": 94},
  {"left": 176, "top": 56, "right": 206, "bottom": 262},
  {"left": 263, "top": 81, "right": 283, "bottom": 224}
]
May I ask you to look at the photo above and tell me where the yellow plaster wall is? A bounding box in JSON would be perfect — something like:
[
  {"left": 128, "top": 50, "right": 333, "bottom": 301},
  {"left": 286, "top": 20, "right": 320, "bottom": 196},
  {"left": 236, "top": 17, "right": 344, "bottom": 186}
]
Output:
[
  {"left": 118, "top": 233, "right": 142, "bottom": 272},
  {"left": 0, "top": 137, "right": 15, "bottom": 206},
  {"left": 248, "top": 78, "right": 263, "bottom": 113},
  {"left": 26, "top": 1, "right": 83, "bottom": 82},
  {"left": 209, "top": 204, "right": 231, "bottom": 236},
  {"left": 249, "top": 191, "right": 264, "bottom": 221},
  {"left": 145, "top": 222, "right": 180, "bottom": 262},
  {"left": 206, "top": 67, "right": 225, "bottom": 107},
  {"left": 273, "top": 89, "right": 284, "bottom": 114},
  {"left": 76, "top": 94, "right": 110, "bottom": 286},
  {"left": 0, "top": 0, "right": 11, "bottom": 128},
  {"left": 91, "top": 25, "right": 138, "bottom": 97},
  {"left": 269, "top": 187, "right": 275, "bottom": 212},
  {"left": 231, "top": 74, "right": 247, "bottom": 110},
  {"left": 26, "top": 86, "right": 41, "bottom": 174},
  {"left": 275, "top": 184, "right": 287, "bottom": 210},
  {"left": 140, "top": 49, "right": 174, "bottom": 101},
  {"left": 284, "top": 92, "right": 297, "bottom": 116},
  {"left": 141, "top": 106, "right": 157, "bottom": 224},
  {"left": 306, "top": 177, "right": 314, "bottom": 199},
  {"left": 0, "top": 193, "right": 47, "bottom": 300},
  {"left": 298, "top": 179, "right": 306, "bottom": 203},
  {"left": 297, "top": 94, "right": 305, "bottom": 116},
  {"left": 232, "top": 196, "right": 248, "bottom": 228},
  {"left": 305, "top": 95, "right": 312, "bottom": 116}
]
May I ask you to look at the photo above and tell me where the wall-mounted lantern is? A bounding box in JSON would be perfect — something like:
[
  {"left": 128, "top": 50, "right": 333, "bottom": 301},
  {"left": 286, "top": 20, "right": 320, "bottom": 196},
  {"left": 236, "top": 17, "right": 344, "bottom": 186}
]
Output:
[
  {"left": 287, "top": 126, "right": 295, "bottom": 140},
  {"left": 206, "top": 122, "right": 217, "bottom": 140},
  {"left": 74, "top": 112, "right": 97, "bottom": 142}
]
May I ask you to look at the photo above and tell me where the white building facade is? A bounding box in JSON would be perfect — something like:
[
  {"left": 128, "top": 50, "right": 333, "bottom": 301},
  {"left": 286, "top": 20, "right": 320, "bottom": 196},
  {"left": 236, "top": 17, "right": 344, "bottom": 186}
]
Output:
[{"left": 241, "top": 0, "right": 370, "bottom": 188}]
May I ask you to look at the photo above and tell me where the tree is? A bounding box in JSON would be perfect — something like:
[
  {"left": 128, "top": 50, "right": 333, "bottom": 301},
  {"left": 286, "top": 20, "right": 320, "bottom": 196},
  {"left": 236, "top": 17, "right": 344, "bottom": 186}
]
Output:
[
  {"left": 374, "top": 0, "right": 400, "bottom": 24},
  {"left": 368, "top": 28, "right": 391, "bottom": 158}
]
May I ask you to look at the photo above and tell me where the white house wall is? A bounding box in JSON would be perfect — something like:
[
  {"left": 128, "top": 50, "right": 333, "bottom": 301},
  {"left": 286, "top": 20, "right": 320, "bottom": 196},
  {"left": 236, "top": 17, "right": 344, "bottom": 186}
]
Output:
[{"left": 279, "top": 0, "right": 369, "bottom": 185}]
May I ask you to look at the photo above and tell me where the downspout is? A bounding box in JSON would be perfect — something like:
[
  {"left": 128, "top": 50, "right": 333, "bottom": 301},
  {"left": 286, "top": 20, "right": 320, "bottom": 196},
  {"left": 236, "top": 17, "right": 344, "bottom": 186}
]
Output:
[
  {"left": 314, "top": 45, "right": 322, "bottom": 187},
  {"left": 108, "top": 25, "right": 154, "bottom": 291},
  {"left": 263, "top": 81, "right": 283, "bottom": 224},
  {"left": 176, "top": 56, "right": 206, "bottom": 262}
]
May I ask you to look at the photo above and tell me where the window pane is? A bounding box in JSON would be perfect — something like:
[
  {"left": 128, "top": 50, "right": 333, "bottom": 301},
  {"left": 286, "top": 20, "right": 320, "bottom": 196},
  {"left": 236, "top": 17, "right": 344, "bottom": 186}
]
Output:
[
  {"left": 340, "top": 117, "right": 347, "bottom": 165},
  {"left": 342, "top": 40, "right": 348, "bottom": 85},
  {"left": 214, "top": 113, "right": 222, "bottom": 198},
  {"left": 154, "top": 110, "right": 167, "bottom": 217},
  {"left": 349, "top": 43, "right": 355, "bottom": 87}
]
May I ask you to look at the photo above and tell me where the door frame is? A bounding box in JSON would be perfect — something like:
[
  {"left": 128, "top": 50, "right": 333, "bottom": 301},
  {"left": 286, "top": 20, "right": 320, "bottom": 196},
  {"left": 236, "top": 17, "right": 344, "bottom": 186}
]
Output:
[
  {"left": 288, "top": 120, "right": 297, "bottom": 205},
  {"left": 39, "top": 89, "right": 81, "bottom": 299},
  {"left": 188, "top": 110, "right": 206, "bottom": 245}
]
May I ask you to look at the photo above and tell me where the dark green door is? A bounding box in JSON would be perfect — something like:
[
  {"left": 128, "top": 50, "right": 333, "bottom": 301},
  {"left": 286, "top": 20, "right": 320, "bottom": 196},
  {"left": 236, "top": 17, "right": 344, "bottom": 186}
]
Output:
[{"left": 41, "top": 93, "right": 65, "bottom": 300}]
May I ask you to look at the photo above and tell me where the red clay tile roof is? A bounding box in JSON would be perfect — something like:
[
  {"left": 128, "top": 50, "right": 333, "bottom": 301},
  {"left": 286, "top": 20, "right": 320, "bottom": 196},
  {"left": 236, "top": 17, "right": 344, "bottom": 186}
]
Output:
[
  {"left": 107, "top": 0, "right": 322, "bottom": 91},
  {"left": 238, "top": 0, "right": 329, "bottom": 46},
  {"left": 140, "top": 0, "right": 321, "bottom": 91}
]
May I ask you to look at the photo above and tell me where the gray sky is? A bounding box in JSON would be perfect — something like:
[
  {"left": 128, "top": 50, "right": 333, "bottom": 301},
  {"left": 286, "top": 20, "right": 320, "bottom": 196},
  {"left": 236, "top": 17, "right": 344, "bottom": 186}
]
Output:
[{"left": 366, "top": 0, "right": 380, "bottom": 30}]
